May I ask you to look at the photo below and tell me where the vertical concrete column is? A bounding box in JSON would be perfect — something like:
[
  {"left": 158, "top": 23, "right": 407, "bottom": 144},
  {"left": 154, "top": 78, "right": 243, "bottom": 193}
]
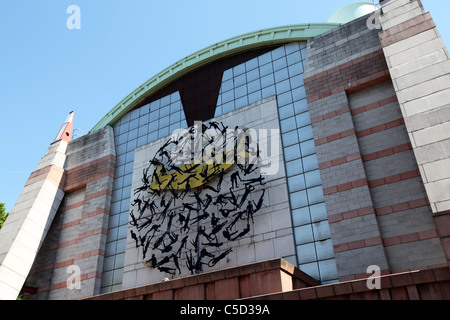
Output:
[
  {"left": 0, "top": 140, "right": 67, "bottom": 299},
  {"left": 379, "top": 0, "right": 450, "bottom": 265},
  {"left": 379, "top": 0, "right": 450, "bottom": 214}
]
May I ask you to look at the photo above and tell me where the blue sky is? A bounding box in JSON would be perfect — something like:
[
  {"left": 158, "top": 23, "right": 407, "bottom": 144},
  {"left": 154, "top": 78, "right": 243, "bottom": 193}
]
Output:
[{"left": 0, "top": 1, "right": 449, "bottom": 212}]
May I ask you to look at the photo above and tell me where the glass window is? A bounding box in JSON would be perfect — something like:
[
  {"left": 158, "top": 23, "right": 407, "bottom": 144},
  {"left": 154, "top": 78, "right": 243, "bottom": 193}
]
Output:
[
  {"left": 285, "top": 42, "right": 300, "bottom": 54},
  {"left": 170, "top": 111, "right": 181, "bottom": 124},
  {"left": 288, "top": 174, "right": 306, "bottom": 192},
  {"left": 128, "top": 129, "right": 138, "bottom": 141},
  {"left": 277, "top": 91, "right": 293, "bottom": 106},
  {"left": 259, "top": 63, "right": 273, "bottom": 77},
  {"left": 223, "top": 68, "right": 233, "bottom": 81},
  {"left": 158, "top": 126, "right": 169, "bottom": 138},
  {"left": 138, "top": 124, "right": 148, "bottom": 137},
  {"left": 258, "top": 52, "right": 272, "bottom": 66},
  {"left": 246, "top": 57, "right": 259, "bottom": 71},
  {"left": 280, "top": 117, "right": 297, "bottom": 134},
  {"left": 271, "top": 46, "right": 286, "bottom": 60},
  {"left": 233, "top": 63, "right": 246, "bottom": 76},
  {"left": 298, "top": 262, "right": 320, "bottom": 280},
  {"left": 222, "top": 101, "right": 235, "bottom": 114},
  {"left": 307, "top": 186, "right": 325, "bottom": 205},
  {"left": 129, "top": 118, "right": 139, "bottom": 131},
  {"left": 130, "top": 108, "right": 140, "bottom": 120},
  {"left": 300, "top": 139, "right": 315, "bottom": 157},
  {"left": 288, "top": 62, "right": 304, "bottom": 77},
  {"left": 305, "top": 170, "right": 321, "bottom": 188},
  {"left": 284, "top": 143, "right": 301, "bottom": 161},
  {"left": 294, "top": 224, "right": 314, "bottom": 245},
  {"left": 260, "top": 74, "right": 275, "bottom": 88},
  {"left": 318, "top": 259, "right": 338, "bottom": 282},
  {"left": 235, "top": 96, "right": 248, "bottom": 109},
  {"left": 222, "top": 89, "right": 234, "bottom": 103},
  {"left": 222, "top": 79, "right": 234, "bottom": 92},
  {"left": 160, "top": 105, "right": 170, "bottom": 117},
  {"left": 247, "top": 79, "right": 261, "bottom": 93},
  {"left": 310, "top": 203, "right": 327, "bottom": 223},
  {"left": 292, "top": 86, "right": 306, "bottom": 101},
  {"left": 139, "top": 114, "right": 149, "bottom": 126},
  {"left": 276, "top": 78, "right": 291, "bottom": 94},
  {"left": 170, "top": 100, "right": 182, "bottom": 113},
  {"left": 247, "top": 68, "right": 260, "bottom": 82},
  {"left": 290, "top": 190, "right": 308, "bottom": 209},
  {"left": 274, "top": 68, "right": 289, "bottom": 83},
  {"left": 297, "top": 243, "right": 317, "bottom": 265},
  {"left": 292, "top": 207, "right": 311, "bottom": 227},
  {"left": 287, "top": 51, "right": 302, "bottom": 66},
  {"left": 159, "top": 115, "right": 170, "bottom": 128},
  {"left": 290, "top": 74, "right": 304, "bottom": 90},
  {"left": 285, "top": 159, "right": 303, "bottom": 176},
  {"left": 149, "top": 110, "right": 159, "bottom": 122},
  {"left": 315, "top": 239, "right": 334, "bottom": 261},
  {"left": 273, "top": 57, "right": 287, "bottom": 71},
  {"left": 234, "top": 74, "right": 246, "bottom": 87},
  {"left": 248, "top": 91, "right": 262, "bottom": 105},
  {"left": 298, "top": 126, "right": 313, "bottom": 142},
  {"left": 150, "top": 100, "right": 160, "bottom": 112},
  {"left": 160, "top": 95, "right": 171, "bottom": 107},
  {"left": 279, "top": 104, "right": 294, "bottom": 120},
  {"left": 234, "top": 84, "right": 247, "bottom": 98},
  {"left": 137, "top": 136, "right": 147, "bottom": 148},
  {"left": 148, "top": 131, "right": 158, "bottom": 142},
  {"left": 303, "top": 154, "right": 319, "bottom": 172},
  {"left": 282, "top": 130, "right": 299, "bottom": 147},
  {"left": 261, "top": 85, "right": 276, "bottom": 99},
  {"left": 295, "top": 112, "right": 311, "bottom": 128},
  {"left": 294, "top": 99, "right": 308, "bottom": 114}
]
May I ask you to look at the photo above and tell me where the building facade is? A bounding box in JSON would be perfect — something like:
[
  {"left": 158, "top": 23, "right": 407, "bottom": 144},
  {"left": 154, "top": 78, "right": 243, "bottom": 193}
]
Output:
[{"left": 1, "top": 0, "right": 450, "bottom": 300}]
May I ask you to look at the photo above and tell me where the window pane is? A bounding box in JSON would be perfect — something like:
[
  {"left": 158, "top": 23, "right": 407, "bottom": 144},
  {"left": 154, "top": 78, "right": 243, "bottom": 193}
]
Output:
[
  {"left": 282, "top": 130, "right": 299, "bottom": 147},
  {"left": 292, "top": 207, "right": 311, "bottom": 227},
  {"left": 280, "top": 117, "right": 297, "bottom": 133},
  {"left": 288, "top": 174, "right": 306, "bottom": 192},
  {"left": 296, "top": 243, "right": 317, "bottom": 264},
  {"left": 318, "top": 259, "right": 338, "bottom": 282},
  {"left": 284, "top": 144, "right": 301, "bottom": 161},
  {"left": 298, "top": 262, "right": 320, "bottom": 280},
  {"left": 316, "top": 239, "right": 334, "bottom": 261},
  {"left": 290, "top": 190, "right": 308, "bottom": 209},
  {"left": 312, "top": 220, "right": 331, "bottom": 241},
  {"left": 261, "top": 74, "right": 275, "bottom": 88},
  {"left": 305, "top": 170, "right": 321, "bottom": 188},
  {"left": 295, "top": 112, "right": 311, "bottom": 128},
  {"left": 300, "top": 139, "right": 316, "bottom": 157},
  {"left": 307, "top": 186, "right": 325, "bottom": 205},
  {"left": 302, "top": 154, "right": 319, "bottom": 172},
  {"left": 310, "top": 203, "right": 327, "bottom": 223},
  {"left": 294, "top": 99, "right": 308, "bottom": 114},
  {"left": 294, "top": 224, "right": 314, "bottom": 245},
  {"left": 285, "top": 159, "right": 303, "bottom": 176},
  {"left": 298, "top": 126, "right": 314, "bottom": 142}
]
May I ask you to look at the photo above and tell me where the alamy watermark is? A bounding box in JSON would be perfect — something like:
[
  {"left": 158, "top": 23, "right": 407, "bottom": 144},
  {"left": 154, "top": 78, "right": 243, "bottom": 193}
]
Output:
[
  {"left": 67, "top": 5, "right": 81, "bottom": 30},
  {"left": 366, "top": 265, "right": 381, "bottom": 290},
  {"left": 66, "top": 265, "right": 81, "bottom": 290}
]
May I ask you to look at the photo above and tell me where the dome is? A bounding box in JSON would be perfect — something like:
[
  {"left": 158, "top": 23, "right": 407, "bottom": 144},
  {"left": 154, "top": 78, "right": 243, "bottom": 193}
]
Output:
[{"left": 328, "top": 2, "right": 378, "bottom": 24}]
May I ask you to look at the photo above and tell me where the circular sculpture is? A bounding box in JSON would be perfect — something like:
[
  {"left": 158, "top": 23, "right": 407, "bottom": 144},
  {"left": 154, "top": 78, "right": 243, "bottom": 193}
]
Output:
[{"left": 130, "top": 121, "right": 266, "bottom": 275}]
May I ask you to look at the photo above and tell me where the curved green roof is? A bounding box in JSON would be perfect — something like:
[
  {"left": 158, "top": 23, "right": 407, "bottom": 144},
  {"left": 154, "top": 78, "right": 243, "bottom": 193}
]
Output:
[
  {"left": 328, "top": 2, "right": 378, "bottom": 24},
  {"left": 90, "top": 23, "right": 340, "bottom": 132}
]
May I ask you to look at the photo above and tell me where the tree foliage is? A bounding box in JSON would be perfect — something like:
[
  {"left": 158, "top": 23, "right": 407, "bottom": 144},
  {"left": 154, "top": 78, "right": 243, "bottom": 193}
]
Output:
[{"left": 0, "top": 202, "right": 9, "bottom": 229}]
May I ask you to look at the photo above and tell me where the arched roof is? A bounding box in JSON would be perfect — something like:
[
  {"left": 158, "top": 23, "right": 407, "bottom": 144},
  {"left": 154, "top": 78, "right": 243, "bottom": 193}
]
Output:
[{"left": 90, "top": 23, "right": 340, "bottom": 132}]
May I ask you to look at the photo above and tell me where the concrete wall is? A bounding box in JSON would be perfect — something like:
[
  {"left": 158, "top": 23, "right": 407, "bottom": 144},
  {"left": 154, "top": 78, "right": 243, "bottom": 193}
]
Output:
[
  {"left": 379, "top": 0, "right": 450, "bottom": 266},
  {"left": 24, "top": 126, "right": 116, "bottom": 300},
  {"left": 303, "top": 12, "right": 447, "bottom": 280},
  {"left": 0, "top": 140, "right": 66, "bottom": 300},
  {"left": 122, "top": 97, "right": 297, "bottom": 289}
]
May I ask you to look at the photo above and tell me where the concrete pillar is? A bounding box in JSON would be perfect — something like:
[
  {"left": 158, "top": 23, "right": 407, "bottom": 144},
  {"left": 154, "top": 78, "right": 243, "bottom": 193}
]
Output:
[{"left": 0, "top": 114, "right": 73, "bottom": 299}]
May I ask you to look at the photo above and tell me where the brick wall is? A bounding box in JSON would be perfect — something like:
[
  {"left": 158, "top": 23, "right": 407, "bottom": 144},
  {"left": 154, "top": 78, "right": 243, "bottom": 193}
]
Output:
[
  {"left": 303, "top": 13, "right": 447, "bottom": 281},
  {"left": 24, "top": 126, "right": 116, "bottom": 300},
  {"left": 379, "top": 0, "right": 450, "bottom": 267}
]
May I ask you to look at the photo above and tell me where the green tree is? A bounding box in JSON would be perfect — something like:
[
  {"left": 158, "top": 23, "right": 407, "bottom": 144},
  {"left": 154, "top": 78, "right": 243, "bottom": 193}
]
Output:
[{"left": 0, "top": 202, "right": 9, "bottom": 229}]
